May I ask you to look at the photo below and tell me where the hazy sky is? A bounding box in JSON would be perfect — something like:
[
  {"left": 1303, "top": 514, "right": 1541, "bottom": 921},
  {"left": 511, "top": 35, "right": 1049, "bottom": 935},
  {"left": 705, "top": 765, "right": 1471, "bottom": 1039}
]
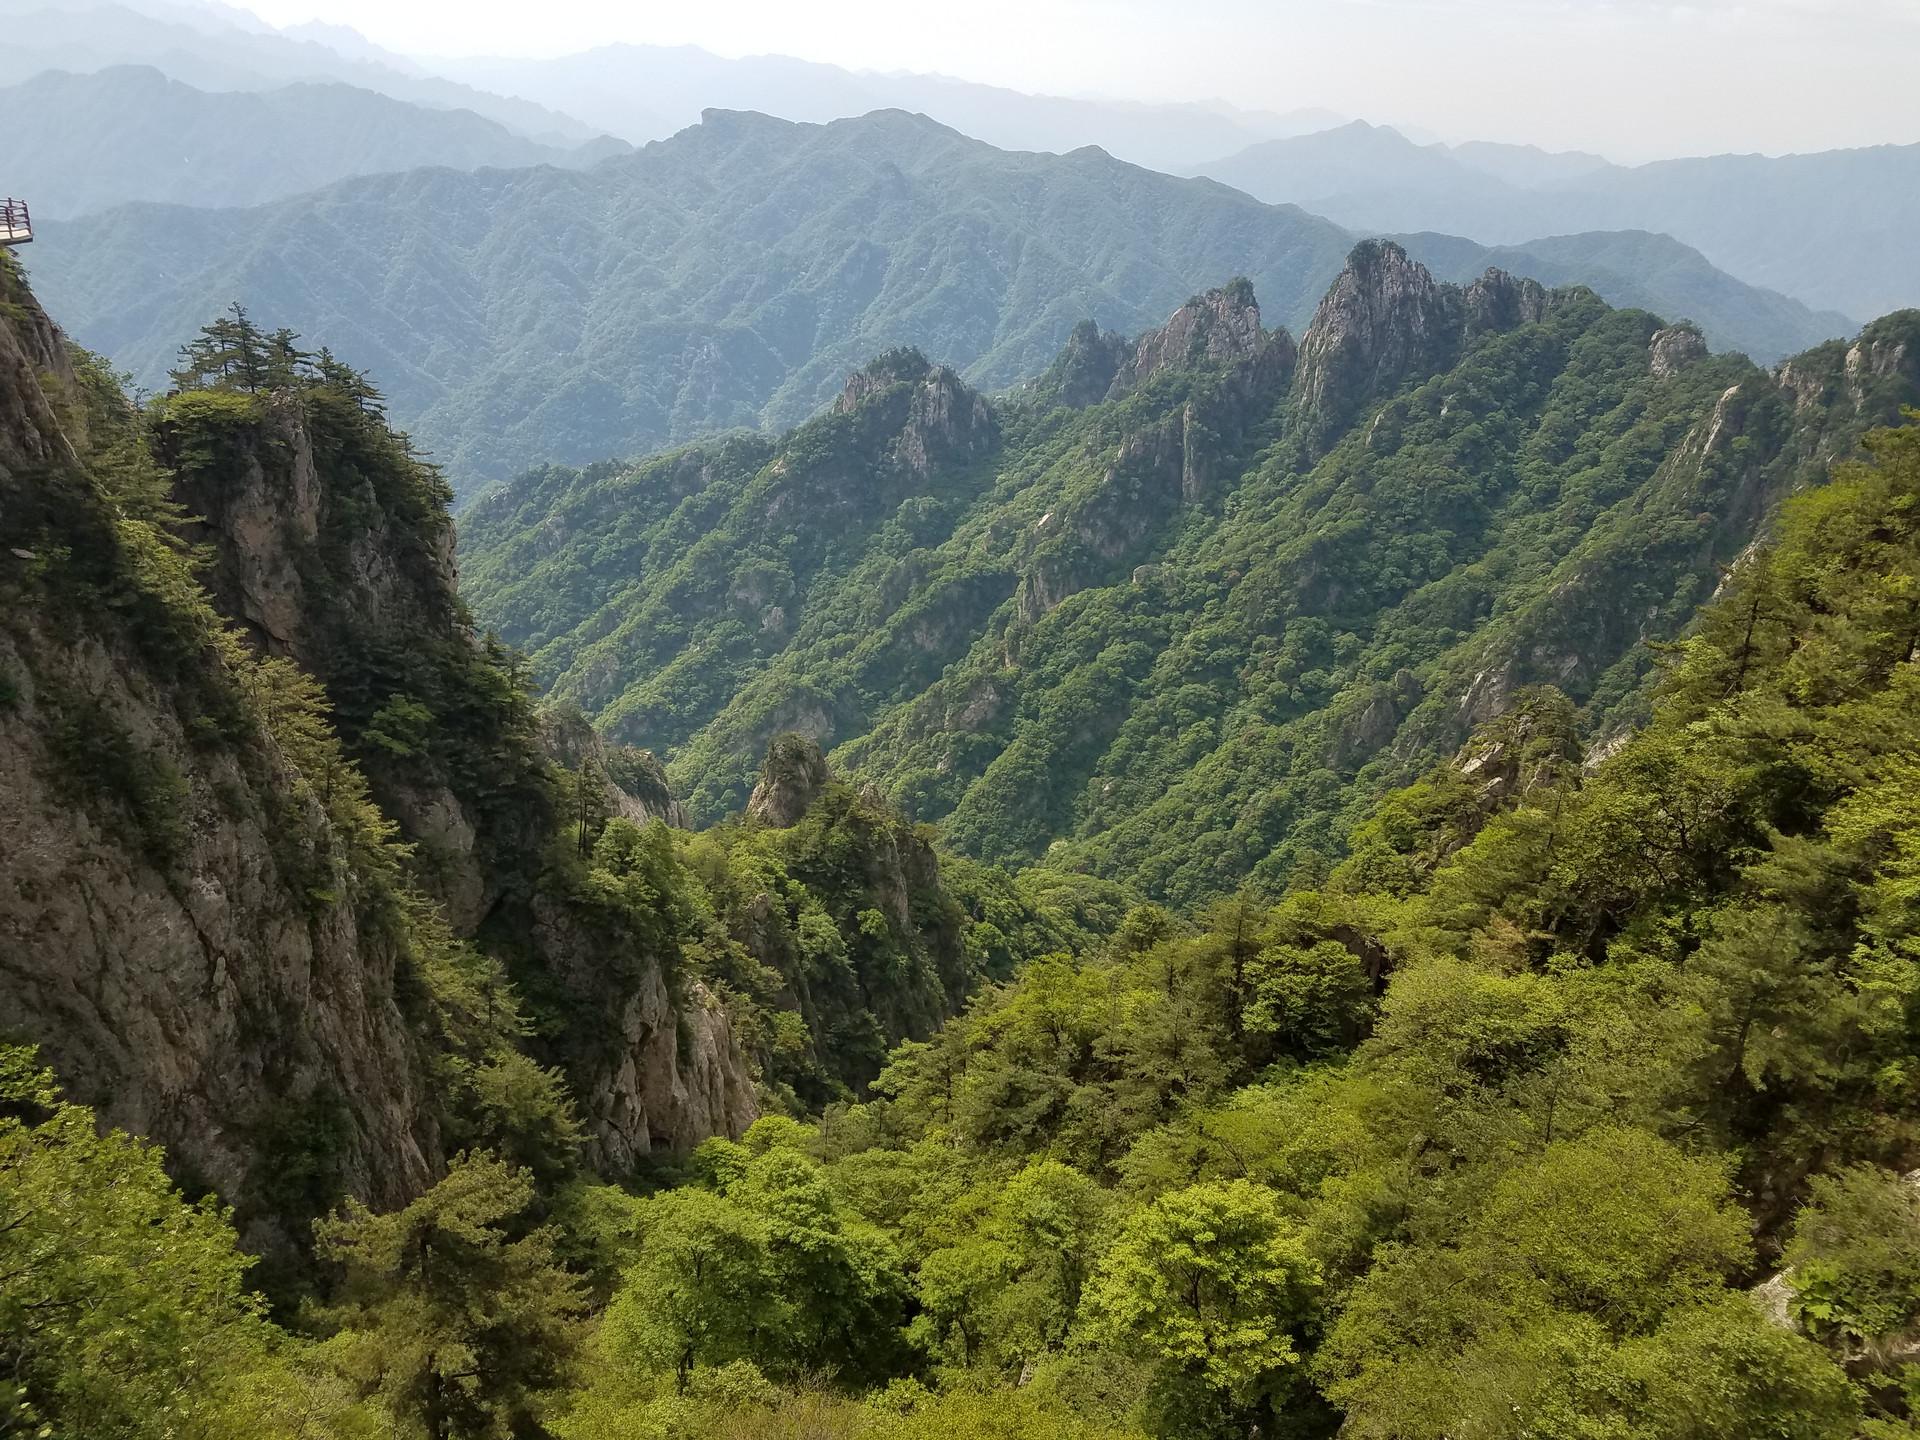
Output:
[{"left": 238, "top": 0, "right": 1919, "bottom": 160}]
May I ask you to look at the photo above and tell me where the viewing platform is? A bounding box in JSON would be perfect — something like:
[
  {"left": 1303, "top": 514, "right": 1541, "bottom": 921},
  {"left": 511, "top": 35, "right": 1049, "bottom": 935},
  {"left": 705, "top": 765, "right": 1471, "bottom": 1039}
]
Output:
[{"left": 0, "top": 198, "right": 32, "bottom": 246}]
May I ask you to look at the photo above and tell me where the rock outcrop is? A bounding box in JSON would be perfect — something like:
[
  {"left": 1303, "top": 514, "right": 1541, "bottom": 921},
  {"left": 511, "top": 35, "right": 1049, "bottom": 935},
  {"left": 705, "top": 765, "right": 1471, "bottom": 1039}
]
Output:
[
  {"left": 834, "top": 349, "right": 996, "bottom": 477},
  {"left": 525, "top": 897, "right": 758, "bottom": 1170},
  {"left": 157, "top": 384, "right": 542, "bottom": 935},
  {"left": 1293, "top": 240, "right": 1467, "bottom": 439},
  {"left": 1649, "top": 324, "right": 1709, "bottom": 379},
  {"left": 749, "top": 732, "right": 833, "bottom": 826},
  {"left": 1033, "top": 319, "right": 1132, "bottom": 408},
  {"left": 541, "top": 707, "right": 687, "bottom": 829},
  {"left": 1107, "top": 278, "right": 1294, "bottom": 399},
  {"left": 1293, "top": 244, "right": 1560, "bottom": 447},
  {"left": 1015, "top": 283, "right": 1298, "bottom": 621},
  {"left": 1464, "top": 268, "right": 1550, "bottom": 337}
]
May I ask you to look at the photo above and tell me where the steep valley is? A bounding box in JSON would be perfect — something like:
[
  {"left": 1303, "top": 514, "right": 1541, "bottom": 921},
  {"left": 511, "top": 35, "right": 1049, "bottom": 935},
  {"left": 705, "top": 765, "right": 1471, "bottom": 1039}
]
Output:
[
  {"left": 0, "top": 252, "right": 1066, "bottom": 1283},
  {"left": 6, "top": 212, "right": 1920, "bottom": 1439}
]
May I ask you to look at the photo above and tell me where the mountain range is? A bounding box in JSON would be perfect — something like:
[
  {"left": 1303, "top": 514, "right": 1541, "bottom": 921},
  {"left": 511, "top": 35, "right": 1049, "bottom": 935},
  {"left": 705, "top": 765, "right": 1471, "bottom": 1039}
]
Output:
[
  {"left": 0, "top": 66, "right": 625, "bottom": 217},
  {"left": 7, "top": 23, "right": 1920, "bottom": 1423},
  {"left": 1196, "top": 119, "right": 1920, "bottom": 321},
  {"left": 6, "top": 0, "right": 1911, "bottom": 361},
  {"left": 433, "top": 42, "right": 1346, "bottom": 174},
  {"left": 21, "top": 109, "right": 1856, "bottom": 492}
]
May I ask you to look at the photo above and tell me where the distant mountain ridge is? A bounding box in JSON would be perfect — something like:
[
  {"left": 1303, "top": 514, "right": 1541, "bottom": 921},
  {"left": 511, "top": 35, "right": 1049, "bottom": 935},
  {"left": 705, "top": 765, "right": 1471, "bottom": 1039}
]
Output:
[
  {"left": 434, "top": 42, "right": 1346, "bottom": 174},
  {"left": 1196, "top": 119, "right": 1920, "bottom": 322},
  {"left": 23, "top": 109, "right": 1850, "bottom": 492},
  {"left": 0, "top": 0, "right": 595, "bottom": 140},
  {"left": 0, "top": 66, "right": 626, "bottom": 218}
]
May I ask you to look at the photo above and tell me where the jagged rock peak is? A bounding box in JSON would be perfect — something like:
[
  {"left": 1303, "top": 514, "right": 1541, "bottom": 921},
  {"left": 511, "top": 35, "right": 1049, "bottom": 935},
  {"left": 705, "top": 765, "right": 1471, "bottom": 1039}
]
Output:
[
  {"left": 1465, "top": 268, "right": 1550, "bottom": 337},
  {"left": 1649, "top": 324, "right": 1709, "bottom": 379},
  {"left": 835, "top": 347, "right": 937, "bottom": 412},
  {"left": 1293, "top": 240, "right": 1464, "bottom": 436},
  {"left": 747, "top": 732, "right": 833, "bottom": 827},
  {"left": 834, "top": 347, "right": 996, "bottom": 474},
  {"left": 1109, "top": 278, "right": 1296, "bottom": 399},
  {"left": 1035, "top": 319, "right": 1133, "bottom": 409}
]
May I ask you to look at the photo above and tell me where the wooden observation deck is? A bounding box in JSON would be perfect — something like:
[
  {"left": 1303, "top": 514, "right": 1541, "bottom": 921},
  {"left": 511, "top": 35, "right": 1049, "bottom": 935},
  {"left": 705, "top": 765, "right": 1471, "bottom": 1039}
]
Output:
[{"left": 0, "top": 198, "right": 32, "bottom": 247}]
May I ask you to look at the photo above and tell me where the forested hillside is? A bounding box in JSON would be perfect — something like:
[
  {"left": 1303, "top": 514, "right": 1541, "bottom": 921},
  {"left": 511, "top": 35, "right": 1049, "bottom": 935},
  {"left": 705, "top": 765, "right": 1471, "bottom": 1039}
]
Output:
[
  {"left": 0, "top": 253, "right": 1068, "bottom": 1314},
  {"left": 462, "top": 243, "right": 1920, "bottom": 904},
  {"left": 10, "top": 219, "right": 1920, "bottom": 1434},
  {"left": 24, "top": 110, "right": 1846, "bottom": 490}
]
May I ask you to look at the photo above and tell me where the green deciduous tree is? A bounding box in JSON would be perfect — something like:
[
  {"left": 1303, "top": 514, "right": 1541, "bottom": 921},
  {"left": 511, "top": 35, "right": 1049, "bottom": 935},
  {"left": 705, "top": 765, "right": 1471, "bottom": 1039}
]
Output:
[
  {"left": 1084, "top": 1179, "right": 1319, "bottom": 1433},
  {"left": 313, "top": 1150, "right": 585, "bottom": 1439}
]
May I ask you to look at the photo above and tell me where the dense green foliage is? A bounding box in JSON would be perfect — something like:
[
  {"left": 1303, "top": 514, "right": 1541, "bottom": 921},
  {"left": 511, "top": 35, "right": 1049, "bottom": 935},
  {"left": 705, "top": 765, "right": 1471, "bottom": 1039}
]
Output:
[
  {"left": 464, "top": 259, "right": 1920, "bottom": 906},
  {"left": 504, "top": 410, "right": 1920, "bottom": 1439},
  {"left": 12, "top": 227, "right": 1920, "bottom": 1440},
  {"left": 28, "top": 109, "right": 1843, "bottom": 490},
  {"left": 11, "top": 210, "right": 1920, "bottom": 1440}
]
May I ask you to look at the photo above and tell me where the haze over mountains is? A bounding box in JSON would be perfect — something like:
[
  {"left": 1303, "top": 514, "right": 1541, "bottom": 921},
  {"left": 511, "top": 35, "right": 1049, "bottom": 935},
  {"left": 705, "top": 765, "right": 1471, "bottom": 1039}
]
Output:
[
  {"left": 433, "top": 43, "right": 1346, "bottom": 176},
  {"left": 0, "top": 66, "right": 625, "bottom": 216},
  {"left": 5, "top": 0, "right": 1913, "bottom": 480},
  {"left": 0, "top": 0, "right": 596, "bottom": 139},
  {"left": 1196, "top": 120, "right": 1920, "bottom": 322}
]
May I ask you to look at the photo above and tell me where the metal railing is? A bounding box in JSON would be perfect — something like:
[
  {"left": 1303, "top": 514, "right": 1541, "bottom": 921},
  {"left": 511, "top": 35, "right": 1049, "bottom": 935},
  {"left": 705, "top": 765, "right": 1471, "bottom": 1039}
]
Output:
[{"left": 0, "top": 198, "right": 32, "bottom": 247}]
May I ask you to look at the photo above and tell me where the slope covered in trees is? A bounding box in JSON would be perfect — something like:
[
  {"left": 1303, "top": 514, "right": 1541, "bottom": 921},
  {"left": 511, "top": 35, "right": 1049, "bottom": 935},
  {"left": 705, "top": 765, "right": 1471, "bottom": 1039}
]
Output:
[
  {"left": 462, "top": 244, "right": 1920, "bottom": 906},
  {"left": 0, "top": 257, "right": 1062, "bottom": 1314},
  {"left": 25, "top": 110, "right": 1845, "bottom": 490},
  {"left": 13, "top": 240, "right": 1920, "bottom": 1431}
]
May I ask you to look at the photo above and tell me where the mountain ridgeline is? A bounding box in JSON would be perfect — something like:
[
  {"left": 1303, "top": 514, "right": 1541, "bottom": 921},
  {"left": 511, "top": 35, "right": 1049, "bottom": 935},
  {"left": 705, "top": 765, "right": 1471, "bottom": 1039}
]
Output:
[
  {"left": 461, "top": 241, "right": 1920, "bottom": 904},
  {"left": 1196, "top": 118, "right": 1920, "bottom": 323},
  {"left": 25, "top": 108, "right": 1850, "bottom": 491},
  {"left": 0, "top": 65, "right": 627, "bottom": 219}
]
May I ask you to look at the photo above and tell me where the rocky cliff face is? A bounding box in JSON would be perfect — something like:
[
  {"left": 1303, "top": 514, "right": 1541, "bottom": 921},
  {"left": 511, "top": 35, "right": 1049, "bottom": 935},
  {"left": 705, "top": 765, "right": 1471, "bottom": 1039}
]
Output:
[
  {"left": 748, "top": 731, "right": 834, "bottom": 826},
  {"left": 1, "top": 261, "right": 764, "bottom": 1258},
  {"left": 542, "top": 707, "right": 687, "bottom": 829},
  {"left": 1107, "top": 277, "right": 1296, "bottom": 400},
  {"left": 0, "top": 256, "right": 439, "bottom": 1264},
  {"left": 518, "top": 889, "right": 758, "bottom": 1172},
  {"left": 1293, "top": 240, "right": 1467, "bottom": 439},
  {"left": 157, "top": 388, "right": 530, "bottom": 936}
]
